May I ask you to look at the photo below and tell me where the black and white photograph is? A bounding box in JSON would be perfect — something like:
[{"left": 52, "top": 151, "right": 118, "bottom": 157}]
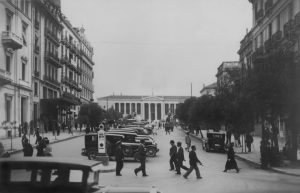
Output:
[{"left": 0, "top": 0, "right": 300, "bottom": 193}]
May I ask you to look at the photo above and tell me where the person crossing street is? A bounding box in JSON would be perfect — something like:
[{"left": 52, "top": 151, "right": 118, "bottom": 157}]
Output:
[
  {"left": 175, "top": 141, "right": 189, "bottom": 174},
  {"left": 115, "top": 141, "right": 124, "bottom": 176},
  {"left": 183, "top": 145, "right": 203, "bottom": 179},
  {"left": 169, "top": 140, "right": 177, "bottom": 171},
  {"left": 134, "top": 139, "right": 148, "bottom": 177}
]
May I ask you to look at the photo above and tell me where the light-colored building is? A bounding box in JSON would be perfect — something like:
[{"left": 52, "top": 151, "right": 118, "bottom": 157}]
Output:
[
  {"left": 0, "top": 0, "right": 33, "bottom": 137},
  {"left": 216, "top": 61, "right": 241, "bottom": 89},
  {"left": 200, "top": 82, "right": 217, "bottom": 96},
  {"left": 97, "top": 95, "right": 189, "bottom": 121}
]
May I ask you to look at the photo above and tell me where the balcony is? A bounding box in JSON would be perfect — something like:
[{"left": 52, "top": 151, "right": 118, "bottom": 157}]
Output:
[
  {"left": 265, "top": 0, "right": 273, "bottom": 15},
  {"left": 255, "top": 9, "right": 264, "bottom": 23},
  {"left": 0, "top": 68, "right": 12, "bottom": 85},
  {"left": 34, "top": 70, "right": 40, "bottom": 78},
  {"left": 77, "top": 66, "right": 82, "bottom": 75},
  {"left": 61, "top": 91, "right": 81, "bottom": 105},
  {"left": 43, "top": 75, "right": 60, "bottom": 87},
  {"left": 61, "top": 36, "right": 70, "bottom": 48},
  {"left": 1, "top": 31, "right": 23, "bottom": 50},
  {"left": 34, "top": 45, "right": 40, "bottom": 54},
  {"left": 252, "top": 46, "right": 264, "bottom": 63},
  {"left": 18, "top": 79, "right": 30, "bottom": 88},
  {"left": 45, "top": 29, "right": 59, "bottom": 45},
  {"left": 61, "top": 76, "right": 81, "bottom": 91},
  {"left": 45, "top": 51, "right": 62, "bottom": 68}
]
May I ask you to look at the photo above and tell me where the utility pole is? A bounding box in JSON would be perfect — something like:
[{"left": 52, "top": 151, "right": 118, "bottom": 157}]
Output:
[{"left": 191, "top": 83, "right": 193, "bottom": 97}]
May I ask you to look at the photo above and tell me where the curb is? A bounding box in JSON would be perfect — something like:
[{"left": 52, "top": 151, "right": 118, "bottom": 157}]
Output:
[
  {"left": 7, "top": 133, "right": 85, "bottom": 155},
  {"left": 181, "top": 129, "right": 300, "bottom": 177}
]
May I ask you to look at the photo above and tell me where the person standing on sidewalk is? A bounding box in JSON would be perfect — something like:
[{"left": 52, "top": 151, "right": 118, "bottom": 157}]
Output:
[
  {"left": 175, "top": 141, "right": 189, "bottom": 174},
  {"left": 183, "top": 145, "right": 203, "bottom": 179},
  {"left": 23, "top": 139, "right": 33, "bottom": 157},
  {"left": 185, "top": 132, "right": 191, "bottom": 152},
  {"left": 245, "top": 133, "right": 253, "bottom": 152},
  {"left": 223, "top": 143, "right": 239, "bottom": 173},
  {"left": 169, "top": 140, "right": 177, "bottom": 171},
  {"left": 21, "top": 133, "right": 28, "bottom": 148},
  {"left": 115, "top": 141, "right": 124, "bottom": 176},
  {"left": 134, "top": 139, "right": 148, "bottom": 177}
]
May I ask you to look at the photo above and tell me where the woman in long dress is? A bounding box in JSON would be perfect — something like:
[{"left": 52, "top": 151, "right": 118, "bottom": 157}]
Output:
[{"left": 223, "top": 143, "right": 239, "bottom": 173}]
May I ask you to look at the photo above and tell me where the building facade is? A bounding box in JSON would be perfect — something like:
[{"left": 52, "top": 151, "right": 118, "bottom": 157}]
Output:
[
  {"left": 200, "top": 82, "right": 217, "bottom": 96},
  {"left": 0, "top": 0, "right": 33, "bottom": 137},
  {"left": 216, "top": 61, "right": 241, "bottom": 89},
  {"left": 97, "top": 95, "right": 189, "bottom": 121},
  {"left": 0, "top": 0, "right": 95, "bottom": 138},
  {"left": 239, "top": 0, "right": 300, "bottom": 160}
]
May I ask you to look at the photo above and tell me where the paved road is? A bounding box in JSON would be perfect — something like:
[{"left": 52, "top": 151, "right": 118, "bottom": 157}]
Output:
[{"left": 12, "top": 127, "right": 300, "bottom": 193}]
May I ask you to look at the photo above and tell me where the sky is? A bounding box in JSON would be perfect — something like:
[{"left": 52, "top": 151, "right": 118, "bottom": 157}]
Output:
[{"left": 61, "top": 0, "right": 252, "bottom": 98}]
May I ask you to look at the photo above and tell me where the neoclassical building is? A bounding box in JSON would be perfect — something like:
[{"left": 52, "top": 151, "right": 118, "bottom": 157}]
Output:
[{"left": 97, "top": 95, "right": 189, "bottom": 121}]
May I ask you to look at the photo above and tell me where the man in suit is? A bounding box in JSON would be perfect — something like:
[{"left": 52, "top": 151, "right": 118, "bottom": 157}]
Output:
[
  {"left": 115, "top": 141, "right": 124, "bottom": 176},
  {"left": 175, "top": 141, "right": 189, "bottom": 174},
  {"left": 183, "top": 145, "right": 203, "bottom": 179},
  {"left": 134, "top": 139, "right": 148, "bottom": 177},
  {"left": 169, "top": 140, "right": 177, "bottom": 171}
]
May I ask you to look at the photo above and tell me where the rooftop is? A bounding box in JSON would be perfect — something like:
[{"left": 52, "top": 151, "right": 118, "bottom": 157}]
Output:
[{"left": 97, "top": 95, "right": 190, "bottom": 101}]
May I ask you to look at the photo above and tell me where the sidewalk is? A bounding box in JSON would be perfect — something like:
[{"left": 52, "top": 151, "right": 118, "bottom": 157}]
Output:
[
  {"left": 182, "top": 128, "right": 300, "bottom": 177},
  {"left": 0, "top": 129, "right": 85, "bottom": 154}
]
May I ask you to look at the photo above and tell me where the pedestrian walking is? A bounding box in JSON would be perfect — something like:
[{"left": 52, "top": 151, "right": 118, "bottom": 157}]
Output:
[
  {"left": 115, "top": 141, "right": 124, "bottom": 176},
  {"left": 68, "top": 125, "right": 73, "bottom": 135},
  {"left": 134, "top": 139, "right": 148, "bottom": 177},
  {"left": 183, "top": 145, "right": 203, "bottom": 179},
  {"left": 169, "top": 140, "right": 177, "bottom": 171},
  {"left": 175, "top": 141, "right": 189, "bottom": 174},
  {"left": 245, "top": 133, "right": 253, "bottom": 152},
  {"left": 23, "top": 139, "right": 33, "bottom": 157},
  {"left": 223, "top": 143, "right": 239, "bottom": 173},
  {"left": 21, "top": 133, "right": 28, "bottom": 148},
  {"left": 34, "top": 128, "right": 42, "bottom": 145},
  {"left": 185, "top": 132, "right": 191, "bottom": 152}
]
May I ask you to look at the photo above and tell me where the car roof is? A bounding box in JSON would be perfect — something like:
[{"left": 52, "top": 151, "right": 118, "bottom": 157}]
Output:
[{"left": 0, "top": 157, "right": 102, "bottom": 171}]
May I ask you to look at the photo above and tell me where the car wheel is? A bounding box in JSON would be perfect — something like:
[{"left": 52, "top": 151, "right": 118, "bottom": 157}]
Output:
[
  {"left": 146, "top": 147, "right": 156, "bottom": 157},
  {"left": 88, "top": 149, "right": 98, "bottom": 160}
]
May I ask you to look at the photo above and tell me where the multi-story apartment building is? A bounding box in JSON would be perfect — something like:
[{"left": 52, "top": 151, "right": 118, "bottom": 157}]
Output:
[
  {"left": 239, "top": 0, "right": 300, "bottom": 160},
  {"left": 75, "top": 27, "right": 94, "bottom": 104},
  {"left": 0, "top": 0, "right": 32, "bottom": 137},
  {"left": 60, "top": 15, "right": 82, "bottom": 125}
]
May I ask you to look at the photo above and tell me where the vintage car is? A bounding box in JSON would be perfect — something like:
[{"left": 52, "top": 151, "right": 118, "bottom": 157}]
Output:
[
  {"left": 0, "top": 158, "right": 161, "bottom": 193},
  {"left": 0, "top": 157, "right": 103, "bottom": 193},
  {"left": 82, "top": 132, "right": 159, "bottom": 161},
  {"left": 202, "top": 131, "right": 226, "bottom": 152}
]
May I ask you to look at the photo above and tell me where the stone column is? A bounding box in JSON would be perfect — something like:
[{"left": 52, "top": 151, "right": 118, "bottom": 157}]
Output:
[
  {"left": 161, "top": 102, "right": 165, "bottom": 120},
  {"left": 141, "top": 102, "right": 144, "bottom": 119},
  {"left": 154, "top": 103, "right": 157, "bottom": 120},
  {"left": 124, "top": 102, "right": 127, "bottom": 116}
]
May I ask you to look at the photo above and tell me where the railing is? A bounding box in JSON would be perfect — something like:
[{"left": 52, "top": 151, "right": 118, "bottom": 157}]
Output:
[
  {"left": 45, "top": 29, "right": 59, "bottom": 43},
  {"left": 264, "top": 38, "right": 272, "bottom": 53},
  {"left": 61, "top": 91, "right": 81, "bottom": 104},
  {"left": 284, "top": 19, "right": 295, "bottom": 40},
  {"left": 43, "top": 75, "right": 60, "bottom": 86},
  {"left": 45, "top": 51, "right": 60, "bottom": 66},
  {"left": 252, "top": 46, "right": 264, "bottom": 62},
  {"left": 0, "top": 68, "right": 12, "bottom": 83}
]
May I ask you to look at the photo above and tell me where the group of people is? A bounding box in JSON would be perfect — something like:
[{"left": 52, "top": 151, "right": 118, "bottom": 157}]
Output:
[
  {"left": 169, "top": 140, "right": 203, "bottom": 179},
  {"left": 21, "top": 129, "right": 52, "bottom": 157}
]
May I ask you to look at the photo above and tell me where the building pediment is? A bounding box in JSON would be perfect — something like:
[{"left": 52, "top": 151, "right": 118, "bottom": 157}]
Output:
[{"left": 142, "top": 96, "right": 164, "bottom": 101}]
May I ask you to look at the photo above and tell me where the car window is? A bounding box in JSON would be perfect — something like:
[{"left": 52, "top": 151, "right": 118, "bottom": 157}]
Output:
[
  {"left": 10, "top": 169, "right": 31, "bottom": 182},
  {"left": 69, "top": 170, "right": 83, "bottom": 182}
]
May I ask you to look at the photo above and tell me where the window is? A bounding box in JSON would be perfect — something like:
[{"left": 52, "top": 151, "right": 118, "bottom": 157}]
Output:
[
  {"left": 34, "top": 57, "right": 38, "bottom": 71},
  {"left": 6, "top": 13, "right": 12, "bottom": 32},
  {"left": 69, "top": 170, "right": 83, "bottom": 182},
  {"left": 43, "top": 87, "right": 47, "bottom": 99},
  {"left": 22, "top": 62, "right": 26, "bottom": 80},
  {"left": 6, "top": 54, "right": 11, "bottom": 72},
  {"left": 34, "top": 82, "right": 38, "bottom": 96},
  {"left": 22, "top": 22, "right": 28, "bottom": 46},
  {"left": 5, "top": 97, "right": 12, "bottom": 122},
  {"left": 10, "top": 169, "right": 31, "bottom": 182}
]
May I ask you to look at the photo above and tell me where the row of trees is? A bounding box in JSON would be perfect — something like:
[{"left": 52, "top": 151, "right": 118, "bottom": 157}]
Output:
[
  {"left": 77, "top": 103, "right": 123, "bottom": 129},
  {"left": 176, "top": 49, "right": 299, "bottom": 160}
]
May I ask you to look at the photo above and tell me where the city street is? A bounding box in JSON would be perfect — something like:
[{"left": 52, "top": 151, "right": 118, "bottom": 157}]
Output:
[{"left": 12, "top": 128, "right": 300, "bottom": 193}]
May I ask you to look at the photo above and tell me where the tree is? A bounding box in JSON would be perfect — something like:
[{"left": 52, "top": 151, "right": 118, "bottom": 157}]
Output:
[
  {"left": 105, "top": 107, "right": 122, "bottom": 122},
  {"left": 78, "top": 103, "right": 105, "bottom": 129}
]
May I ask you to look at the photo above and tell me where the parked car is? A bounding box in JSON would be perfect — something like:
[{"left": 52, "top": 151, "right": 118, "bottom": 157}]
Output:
[
  {"left": 0, "top": 157, "right": 161, "bottom": 193},
  {"left": 82, "top": 132, "right": 159, "bottom": 161},
  {"left": 0, "top": 157, "right": 102, "bottom": 193},
  {"left": 202, "top": 131, "right": 226, "bottom": 153}
]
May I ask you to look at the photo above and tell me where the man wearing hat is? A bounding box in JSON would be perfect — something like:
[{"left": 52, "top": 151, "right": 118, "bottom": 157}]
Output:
[
  {"left": 134, "top": 139, "right": 148, "bottom": 177},
  {"left": 115, "top": 141, "right": 124, "bottom": 176},
  {"left": 169, "top": 140, "right": 177, "bottom": 171}
]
